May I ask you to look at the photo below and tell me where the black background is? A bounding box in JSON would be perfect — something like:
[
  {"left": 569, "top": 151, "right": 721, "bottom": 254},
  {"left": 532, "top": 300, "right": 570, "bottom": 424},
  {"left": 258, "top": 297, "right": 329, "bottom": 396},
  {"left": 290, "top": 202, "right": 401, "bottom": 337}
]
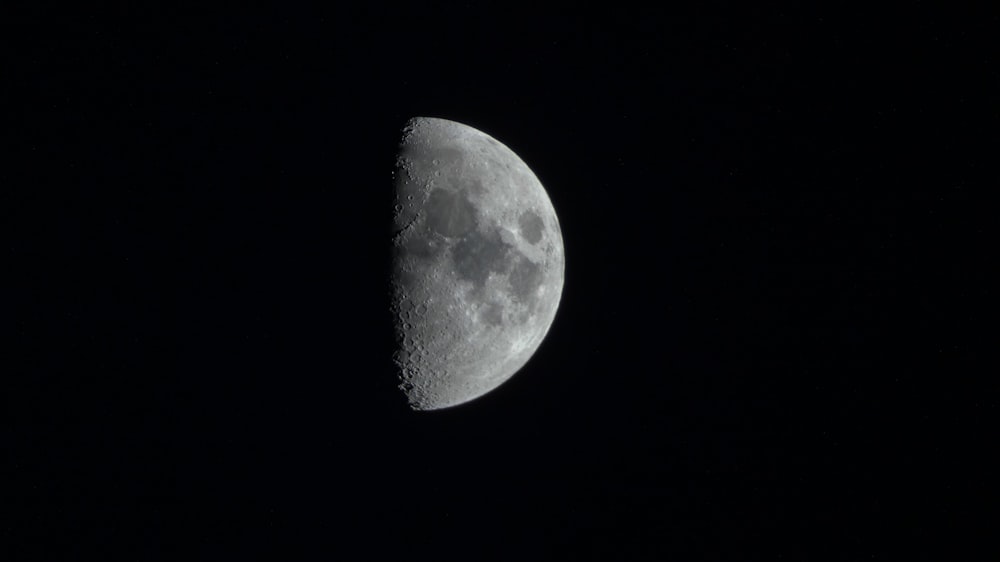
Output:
[{"left": 6, "top": 5, "right": 993, "bottom": 560}]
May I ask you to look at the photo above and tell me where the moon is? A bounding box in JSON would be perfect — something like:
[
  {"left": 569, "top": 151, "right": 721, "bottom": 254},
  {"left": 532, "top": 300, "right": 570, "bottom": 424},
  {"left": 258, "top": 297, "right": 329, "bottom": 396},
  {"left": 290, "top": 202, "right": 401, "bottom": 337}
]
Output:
[{"left": 389, "top": 117, "right": 565, "bottom": 410}]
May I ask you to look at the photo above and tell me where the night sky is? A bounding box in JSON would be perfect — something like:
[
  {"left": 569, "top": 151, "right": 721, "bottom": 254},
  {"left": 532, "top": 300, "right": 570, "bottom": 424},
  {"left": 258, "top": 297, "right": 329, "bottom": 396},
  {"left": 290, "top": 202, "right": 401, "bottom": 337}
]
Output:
[{"left": 7, "top": 6, "right": 993, "bottom": 560}]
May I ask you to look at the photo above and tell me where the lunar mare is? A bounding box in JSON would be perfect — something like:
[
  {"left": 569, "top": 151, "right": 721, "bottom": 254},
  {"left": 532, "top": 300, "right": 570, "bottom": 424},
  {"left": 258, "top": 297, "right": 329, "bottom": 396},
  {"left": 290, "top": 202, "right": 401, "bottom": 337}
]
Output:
[{"left": 390, "top": 117, "right": 565, "bottom": 410}]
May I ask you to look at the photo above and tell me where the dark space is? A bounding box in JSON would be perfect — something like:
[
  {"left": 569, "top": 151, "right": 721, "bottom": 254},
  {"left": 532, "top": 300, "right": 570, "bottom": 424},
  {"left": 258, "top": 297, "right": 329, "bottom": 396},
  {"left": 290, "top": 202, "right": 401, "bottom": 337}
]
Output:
[{"left": 6, "top": 6, "right": 993, "bottom": 560}]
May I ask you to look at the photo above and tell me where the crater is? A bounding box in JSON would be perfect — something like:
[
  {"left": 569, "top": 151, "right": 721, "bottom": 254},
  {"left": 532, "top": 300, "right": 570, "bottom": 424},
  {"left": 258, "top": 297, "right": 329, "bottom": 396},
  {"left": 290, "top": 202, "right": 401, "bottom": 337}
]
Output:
[
  {"left": 392, "top": 260, "right": 419, "bottom": 290},
  {"left": 428, "top": 146, "right": 465, "bottom": 170},
  {"left": 518, "top": 211, "right": 544, "bottom": 244},
  {"left": 400, "top": 144, "right": 465, "bottom": 180}
]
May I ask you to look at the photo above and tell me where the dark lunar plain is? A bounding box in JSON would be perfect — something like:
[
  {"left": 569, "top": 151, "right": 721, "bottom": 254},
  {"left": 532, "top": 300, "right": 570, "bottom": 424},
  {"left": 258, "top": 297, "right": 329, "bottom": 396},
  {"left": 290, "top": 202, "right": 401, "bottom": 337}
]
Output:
[{"left": 5, "top": 6, "right": 994, "bottom": 561}]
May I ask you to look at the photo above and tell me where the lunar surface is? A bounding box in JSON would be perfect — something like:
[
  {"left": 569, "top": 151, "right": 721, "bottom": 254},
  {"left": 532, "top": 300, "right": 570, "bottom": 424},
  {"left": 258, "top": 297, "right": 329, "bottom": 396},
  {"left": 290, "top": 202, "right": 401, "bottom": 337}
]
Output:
[{"left": 390, "top": 117, "right": 565, "bottom": 410}]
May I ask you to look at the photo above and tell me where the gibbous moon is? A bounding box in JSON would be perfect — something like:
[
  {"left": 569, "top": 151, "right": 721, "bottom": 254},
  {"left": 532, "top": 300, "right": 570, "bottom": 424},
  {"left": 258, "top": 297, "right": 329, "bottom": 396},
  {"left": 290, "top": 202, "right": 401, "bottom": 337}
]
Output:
[{"left": 390, "top": 117, "right": 565, "bottom": 410}]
